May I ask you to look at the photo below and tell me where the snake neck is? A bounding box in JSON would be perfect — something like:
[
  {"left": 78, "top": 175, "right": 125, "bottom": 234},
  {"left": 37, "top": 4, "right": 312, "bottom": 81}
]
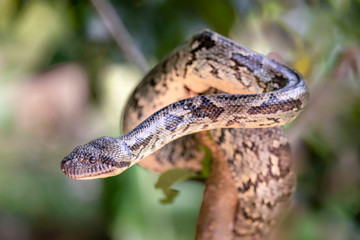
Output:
[{"left": 121, "top": 89, "right": 308, "bottom": 167}]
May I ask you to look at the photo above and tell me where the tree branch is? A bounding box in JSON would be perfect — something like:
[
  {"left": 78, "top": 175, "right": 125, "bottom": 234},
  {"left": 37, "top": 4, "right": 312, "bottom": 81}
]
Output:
[
  {"left": 90, "top": 0, "right": 150, "bottom": 73},
  {"left": 196, "top": 131, "right": 238, "bottom": 240}
]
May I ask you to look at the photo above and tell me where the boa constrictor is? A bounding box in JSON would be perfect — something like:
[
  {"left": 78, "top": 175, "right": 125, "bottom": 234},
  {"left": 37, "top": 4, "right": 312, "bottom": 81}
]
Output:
[{"left": 61, "top": 30, "right": 309, "bottom": 239}]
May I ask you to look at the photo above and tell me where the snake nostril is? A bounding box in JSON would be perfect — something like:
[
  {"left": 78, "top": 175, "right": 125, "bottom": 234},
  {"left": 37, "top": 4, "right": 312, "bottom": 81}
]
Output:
[{"left": 61, "top": 160, "right": 72, "bottom": 169}]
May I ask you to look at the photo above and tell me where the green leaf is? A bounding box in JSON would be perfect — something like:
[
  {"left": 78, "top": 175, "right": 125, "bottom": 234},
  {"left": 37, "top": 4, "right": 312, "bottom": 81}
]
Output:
[
  {"left": 155, "top": 168, "right": 197, "bottom": 204},
  {"left": 200, "top": 145, "right": 213, "bottom": 178}
]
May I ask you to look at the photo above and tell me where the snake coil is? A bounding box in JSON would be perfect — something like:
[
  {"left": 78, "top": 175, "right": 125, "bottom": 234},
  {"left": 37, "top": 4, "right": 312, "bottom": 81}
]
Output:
[{"left": 61, "top": 30, "right": 309, "bottom": 239}]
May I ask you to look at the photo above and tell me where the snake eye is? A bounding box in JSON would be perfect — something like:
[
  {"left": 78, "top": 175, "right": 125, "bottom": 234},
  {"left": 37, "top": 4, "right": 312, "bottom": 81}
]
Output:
[{"left": 89, "top": 156, "right": 97, "bottom": 164}]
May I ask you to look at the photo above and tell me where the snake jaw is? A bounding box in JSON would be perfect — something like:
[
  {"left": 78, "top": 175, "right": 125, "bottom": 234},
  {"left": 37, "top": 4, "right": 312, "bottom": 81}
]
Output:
[
  {"left": 61, "top": 155, "right": 117, "bottom": 180},
  {"left": 61, "top": 137, "right": 132, "bottom": 180}
]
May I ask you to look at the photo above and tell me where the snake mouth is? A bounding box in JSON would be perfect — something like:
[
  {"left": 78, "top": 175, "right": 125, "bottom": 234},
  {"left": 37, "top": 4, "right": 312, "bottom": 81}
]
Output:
[{"left": 61, "top": 159, "right": 118, "bottom": 180}]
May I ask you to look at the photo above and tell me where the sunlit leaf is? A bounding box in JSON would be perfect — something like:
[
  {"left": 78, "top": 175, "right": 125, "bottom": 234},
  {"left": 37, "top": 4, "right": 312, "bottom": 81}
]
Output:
[
  {"left": 155, "top": 168, "right": 197, "bottom": 204},
  {"left": 294, "top": 54, "right": 312, "bottom": 78}
]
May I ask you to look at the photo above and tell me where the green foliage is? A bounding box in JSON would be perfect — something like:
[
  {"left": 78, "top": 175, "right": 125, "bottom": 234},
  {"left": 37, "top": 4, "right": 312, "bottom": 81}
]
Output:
[
  {"left": 154, "top": 144, "right": 213, "bottom": 204},
  {"left": 155, "top": 168, "right": 197, "bottom": 204},
  {"left": 200, "top": 145, "right": 213, "bottom": 178}
]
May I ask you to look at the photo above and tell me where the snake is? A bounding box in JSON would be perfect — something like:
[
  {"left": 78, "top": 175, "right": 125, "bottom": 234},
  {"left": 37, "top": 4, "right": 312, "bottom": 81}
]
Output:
[{"left": 61, "top": 30, "right": 309, "bottom": 239}]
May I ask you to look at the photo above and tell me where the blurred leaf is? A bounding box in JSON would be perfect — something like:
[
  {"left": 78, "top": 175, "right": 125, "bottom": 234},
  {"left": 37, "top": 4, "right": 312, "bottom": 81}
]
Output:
[
  {"left": 155, "top": 168, "right": 196, "bottom": 204},
  {"left": 183, "top": 0, "right": 236, "bottom": 36},
  {"left": 293, "top": 214, "right": 319, "bottom": 240},
  {"left": 0, "top": 0, "right": 17, "bottom": 32},
  {"left": 2, "top": 1, "right": 68, "bottom": 71},
  {"left": 332, "top": 0, "right": 360, "bottom": 40},
  {"left": 305, "top": 131, "right": 334, "bottom": 160},
  {"left": 294, "top": 54, "right": 312, "bottom": 78},
  {"left": 200, "top": 145, "right": 212, "bottom": 178}
]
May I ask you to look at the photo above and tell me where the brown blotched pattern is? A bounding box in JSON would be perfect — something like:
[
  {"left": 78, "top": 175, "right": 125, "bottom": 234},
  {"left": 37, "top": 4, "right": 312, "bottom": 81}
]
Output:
[
  {"left": 211, "top": 128, "right": 295, "bottom": 239},
  {"left": 61, "top": 30, "right": 309, "bottom": 239}
]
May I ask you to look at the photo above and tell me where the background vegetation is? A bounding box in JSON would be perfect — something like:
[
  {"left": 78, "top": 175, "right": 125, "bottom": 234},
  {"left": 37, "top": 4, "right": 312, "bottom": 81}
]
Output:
[{"left": 0, "top": 0, "right": 359, "bottom": 239}]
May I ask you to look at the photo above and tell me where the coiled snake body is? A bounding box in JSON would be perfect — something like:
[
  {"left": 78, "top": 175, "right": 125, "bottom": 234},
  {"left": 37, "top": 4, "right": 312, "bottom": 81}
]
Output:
[{"left": 61, "top": 30, "right": 309, "bottom": 239}]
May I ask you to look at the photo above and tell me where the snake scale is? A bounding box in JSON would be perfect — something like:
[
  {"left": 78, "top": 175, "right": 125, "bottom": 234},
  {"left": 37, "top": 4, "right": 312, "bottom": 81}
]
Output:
[{"left": 61, "top": 30, "right": 309, "bottom": 239}]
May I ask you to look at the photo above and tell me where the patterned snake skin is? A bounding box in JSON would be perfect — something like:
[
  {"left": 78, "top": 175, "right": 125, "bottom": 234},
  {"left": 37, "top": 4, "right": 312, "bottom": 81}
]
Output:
[{"left": 61, "top": 30, "right": 309, "bottom": 239}]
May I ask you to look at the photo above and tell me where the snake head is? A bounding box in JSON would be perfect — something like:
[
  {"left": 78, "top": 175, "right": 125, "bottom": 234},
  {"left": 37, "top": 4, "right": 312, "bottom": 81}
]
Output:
[{"left": 61, "top": 136, "right": 132, "bottom": 180}]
